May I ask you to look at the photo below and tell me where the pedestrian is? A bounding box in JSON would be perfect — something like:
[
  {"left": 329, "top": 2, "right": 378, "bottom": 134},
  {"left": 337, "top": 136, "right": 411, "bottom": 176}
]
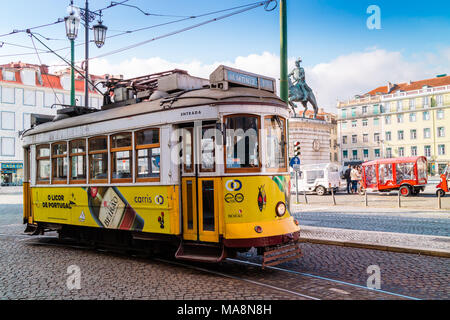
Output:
[
  {"left": 344, "top": 165, "right": 352, "bottom": 194},
  {"left": 350, "top": 165, "right": 359, "bottom": 194}
]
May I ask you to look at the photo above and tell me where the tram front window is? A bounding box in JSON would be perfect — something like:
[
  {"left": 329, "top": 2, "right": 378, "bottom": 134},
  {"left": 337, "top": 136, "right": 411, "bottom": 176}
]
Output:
[
  {"left": 225, "top": 115, "right": 259, "bottom": 170},
  {"left": 265, "top": 116, "right": 287, "bottom": 170}
]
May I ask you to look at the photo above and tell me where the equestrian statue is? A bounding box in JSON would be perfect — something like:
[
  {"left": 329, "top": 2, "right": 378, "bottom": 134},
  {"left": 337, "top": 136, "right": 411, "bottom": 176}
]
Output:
[{"left": 288, "top": 58, "right": 319, "bottom": 119}]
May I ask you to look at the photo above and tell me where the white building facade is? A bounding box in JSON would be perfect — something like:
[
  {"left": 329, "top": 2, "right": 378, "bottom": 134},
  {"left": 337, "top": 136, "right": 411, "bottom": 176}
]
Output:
[{"left": 0, "top": 62, "right": 103, "bottom": 185}]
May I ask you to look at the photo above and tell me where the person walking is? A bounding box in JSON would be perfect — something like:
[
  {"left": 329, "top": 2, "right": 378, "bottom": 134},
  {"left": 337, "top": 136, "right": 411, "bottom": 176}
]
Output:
[
  {"left": 344, "top": 165, "right": 352, "bottom": 194},
  {"left": 350, "top": 166, "right": 359, "bottom": 194}
]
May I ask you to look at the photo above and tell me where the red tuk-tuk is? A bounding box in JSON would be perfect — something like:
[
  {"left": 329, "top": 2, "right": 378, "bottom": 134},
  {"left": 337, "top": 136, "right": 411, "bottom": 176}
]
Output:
[
  {"left": 436, "top": 165, "right": 449, "bottom": 197},
  {"left": 361, "top": 156, "right": 428, "bottom": 197}
]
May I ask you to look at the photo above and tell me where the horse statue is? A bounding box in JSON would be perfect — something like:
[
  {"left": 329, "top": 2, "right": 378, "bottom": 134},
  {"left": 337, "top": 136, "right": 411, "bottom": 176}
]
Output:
[{"left": 288, "top": 58, "right": 319, "bottom": 119}]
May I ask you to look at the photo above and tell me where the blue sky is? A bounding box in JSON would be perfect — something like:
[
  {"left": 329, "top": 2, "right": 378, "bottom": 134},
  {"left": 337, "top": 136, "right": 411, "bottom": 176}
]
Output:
[{"left": 0, "top": 0, "right": 449, "bottom": 109}]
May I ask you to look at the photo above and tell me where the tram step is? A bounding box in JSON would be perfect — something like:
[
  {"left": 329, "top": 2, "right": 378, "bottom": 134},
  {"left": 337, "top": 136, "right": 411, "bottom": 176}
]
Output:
[
  {"left": 175, "top": 242, "right": 226, "bottom": 263},
  {"left": 262, "top": 242, "right": 302, "bottom": 269}
]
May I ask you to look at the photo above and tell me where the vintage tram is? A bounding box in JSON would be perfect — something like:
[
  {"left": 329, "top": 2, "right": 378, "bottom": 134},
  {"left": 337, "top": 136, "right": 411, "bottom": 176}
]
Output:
[{"left": 22, "top": 66, "right": 301, "bottom": 267}]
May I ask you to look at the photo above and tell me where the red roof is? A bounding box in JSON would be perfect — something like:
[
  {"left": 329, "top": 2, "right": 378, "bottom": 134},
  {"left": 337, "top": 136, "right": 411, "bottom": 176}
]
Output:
[{"left": 366, "top": 75, "right": 450, "bottom": 96}]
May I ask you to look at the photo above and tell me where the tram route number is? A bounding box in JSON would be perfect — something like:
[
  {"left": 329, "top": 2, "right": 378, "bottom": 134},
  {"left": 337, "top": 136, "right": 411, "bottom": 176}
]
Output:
[{"left": 177, "top": 304, "right": 272, "bottom": 317}]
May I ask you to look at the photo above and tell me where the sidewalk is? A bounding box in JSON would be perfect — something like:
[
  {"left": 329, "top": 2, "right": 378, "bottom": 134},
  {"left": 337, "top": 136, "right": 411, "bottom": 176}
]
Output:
[
  {"left": 299, "top": 225, "right": 450, "bottom": 258},
  {"left": 0, "top": 186, "right": 22, "bottom": 194}
]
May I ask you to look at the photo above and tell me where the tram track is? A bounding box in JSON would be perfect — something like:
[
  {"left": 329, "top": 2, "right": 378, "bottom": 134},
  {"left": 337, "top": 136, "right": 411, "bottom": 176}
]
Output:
[{"left": 17, "top": 236, "right": 422, "bottom": 300}]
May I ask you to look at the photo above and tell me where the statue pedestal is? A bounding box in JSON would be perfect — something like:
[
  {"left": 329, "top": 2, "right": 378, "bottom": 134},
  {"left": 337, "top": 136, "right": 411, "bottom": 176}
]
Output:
[{"left": 288, "top": 116, "right": 335, "bottom": 166}]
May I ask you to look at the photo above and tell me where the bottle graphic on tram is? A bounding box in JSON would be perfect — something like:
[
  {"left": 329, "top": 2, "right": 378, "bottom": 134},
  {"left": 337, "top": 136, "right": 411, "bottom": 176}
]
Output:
[{"left": 86, "top": 187, "right": 144, "bottom": 231}]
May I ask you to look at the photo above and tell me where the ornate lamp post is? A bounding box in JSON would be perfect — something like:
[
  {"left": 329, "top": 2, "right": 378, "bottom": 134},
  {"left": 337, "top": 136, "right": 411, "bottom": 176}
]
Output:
[{"left": 65, "top": 4, "right": 80, "bottom": 107}]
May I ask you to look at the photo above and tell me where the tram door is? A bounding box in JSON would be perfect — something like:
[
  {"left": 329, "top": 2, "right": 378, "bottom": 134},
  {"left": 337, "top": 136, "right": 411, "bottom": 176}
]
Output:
[{"left": 180, "top": 123, "right": 219, "bottom": 243}]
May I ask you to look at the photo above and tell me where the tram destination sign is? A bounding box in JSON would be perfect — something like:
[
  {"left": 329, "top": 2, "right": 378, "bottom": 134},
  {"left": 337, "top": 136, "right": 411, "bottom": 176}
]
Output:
[{"left": 210, "top": 65, "right": 275, "bottom": 93}]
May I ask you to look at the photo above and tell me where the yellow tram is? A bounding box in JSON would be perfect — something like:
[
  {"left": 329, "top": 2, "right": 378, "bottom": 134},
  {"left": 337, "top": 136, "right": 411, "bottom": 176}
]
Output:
[{"left": 22, "top": 66, "right": 301, "bottom": 266}]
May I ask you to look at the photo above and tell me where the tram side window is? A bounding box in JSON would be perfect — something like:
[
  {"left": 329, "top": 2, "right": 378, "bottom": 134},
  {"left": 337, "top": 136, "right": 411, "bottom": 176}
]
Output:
[
  {"left": 36, "top": 144, "right": 50, "bottom": 183},
  {"left": 70, "top": 140, "right": 86, "bottom": 183},
  {"left": 111, "top": 132, "right": 132, "bottom": 182},
  {"left": 265, "top": 116, "right": 287, "bottom": 170},
  {"left": 201, "top": 125, "right": 216, "bottom": 172},
  {"left": 135, "top": 129, "right": 160, "bottom": 181},
  {"left": 89, "top": 136, "right": 108, "bottom": 183},
  {"left": 51, "top": 142, "right": 68, "bottom": 183},
  {"left": 225, "top": 115, "right": 260, "bottom": 171}
]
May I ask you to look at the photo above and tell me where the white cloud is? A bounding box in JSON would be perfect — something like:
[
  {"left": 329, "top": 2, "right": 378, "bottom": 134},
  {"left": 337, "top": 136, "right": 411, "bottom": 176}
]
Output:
[{"left": 76, "top": 48, "right": 449, "bottom": 113}]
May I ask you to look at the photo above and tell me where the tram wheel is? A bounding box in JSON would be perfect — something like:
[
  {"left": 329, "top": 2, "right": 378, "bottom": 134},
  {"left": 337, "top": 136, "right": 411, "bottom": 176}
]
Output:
[{"left": 436, "top": 189, "right": 446, "bottom": 197}]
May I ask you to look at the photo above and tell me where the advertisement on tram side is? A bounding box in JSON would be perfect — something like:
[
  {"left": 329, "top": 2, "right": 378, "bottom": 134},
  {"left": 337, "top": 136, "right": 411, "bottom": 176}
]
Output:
[{"left": 31, "top": 185, "right": 179, "bottom": 234}]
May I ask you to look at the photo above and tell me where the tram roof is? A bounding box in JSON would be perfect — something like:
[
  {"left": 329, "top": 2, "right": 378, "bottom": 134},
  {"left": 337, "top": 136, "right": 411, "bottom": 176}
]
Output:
[{"left": 23, "top": 86, "right": 288, "bottom": 137}]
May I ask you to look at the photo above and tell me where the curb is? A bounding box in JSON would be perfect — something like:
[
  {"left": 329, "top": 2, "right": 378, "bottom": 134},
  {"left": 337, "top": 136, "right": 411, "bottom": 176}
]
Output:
[{"left": 299, "top": 238, "right": 450, "bottom": 258}]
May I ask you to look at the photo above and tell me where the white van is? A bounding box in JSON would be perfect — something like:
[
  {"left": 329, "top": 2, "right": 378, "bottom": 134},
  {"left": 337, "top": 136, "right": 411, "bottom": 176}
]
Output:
[{"left": 291, "top": 163, "right": 341, "bottom": 196}]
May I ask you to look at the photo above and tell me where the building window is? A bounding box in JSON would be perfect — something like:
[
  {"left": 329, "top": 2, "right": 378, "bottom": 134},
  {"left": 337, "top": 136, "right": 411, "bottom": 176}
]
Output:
[
  {"left": 436, "top": 95, "right": 443, "bottom": 106},
  {"left": 397, "top": 100, "right": 402, "bottom": 112},
  {"left": 341, "top": 121, "right": 347, "bottom": 129},
  {"left": 352, "top": 150, "right": 358, "bottom": 160},
  {"left": 135, "top": 128, "right": 160, "bottom": 181},
  {"left": 342, "top": 136, "right": 347, "bottom": 144},
  {"left": 363, "top": 149, "right": 369, "bottom": 159},
  {"left": 373, "top": 105, "right": 379, "bottom": 114},
  {"left": 363, "top": 134, "right": 368, "bottom": 142},
  {"left": 437, "top": 109, "right": 444, "bottom": 120},
  {"left": 352, "top": 135, "right": 357, "bottom": 144},
  {"left": 343, "top": 150, "right": 348, "bottom": 159},
  {"left": 424, "top": 128, "right": 431, "bottom": 139},
  {"left": 36, "top": 145, "right": 50, "bottom": 183},
  {"left": 438, "top": 144, "right": 446, "bottom": 155},
  {"left": 397, "top": 130, "right": 404, "bottom": 140},
  {"left": 69, "top": 140, "right": 86, "bottom": 183},
  {"left": 351, "top": 108, "right": 356, "bottom": 117},
  {"left": 374, "top": 133, "right": 380, "bottom": 142},
  {"left": 362, "top": 106, "right": 368, "bottom": 114},
  {"left": 341, "top": 109, "right": 346, "bottom": 119},
  {"left": 423, "top": 96, "right": 429, "bottom": 108},
  {"left": 410, "top": 129, "right": 417, "bottom": 140},
  {"left": 386, "top": 148, "right": 392, "bottom": 158},
  {"left": 424, "top": 145, "right": 431, "bottom": 157},
  {"left": 3, "top": 70, "right": 15, "bottom": 81},
  {"left": 409, "top": 112, "right": 416, "bottom": 122},
  {"left": 1, "top": 87, "right": 15, "bottom": 104},
  {"left": 385, "top": 131, "right": 391, "bottom": 141},
  {"left": 24, "top": 89, "right": 36, "bottom": 106},
  {"left": 1, "top": 137, "right": 15, "bottom": 156},
  {"left": 398, "top": 147, "right": 405, "bottom": 157},
  {"left": 373, "top": 118, "right": 379, "bottom": 126},
  {"left": 51, "top": 142, "right": 68, "bottom": 183},
  {"left": 1, "top": 111, "right": 15, "bottom": 130},
  {"left": 409, "top": 99, "right": 415, "bottom": 110},
  {"left": 385, "top": 115, "right": 391, "bottom": 125},
  {"left": 362, "top": 119, "right": 368, "bottom": 127},
  {"left": 89, "top": 136, "right": 108, "bottom": 183},
  {"left": 110, "top": 132, "right": 132, "bottom": 182},
  {"left": 423, "top": 111, "right": 430, "bottom": 120},
  {"left": 351, "top": 120, "right": 357, "bottom": 128},
  {"left": 437, "top": 127, "right": 445, "bottom": 138},
  {"left": 374, "top": 149, "right": 380, "bottom": 158},
  {"left": 397, "top": 114, "right": 403, "bottom": 123},
  {"left": 411, "top": 146, "right": 417, "bottom": 156}
]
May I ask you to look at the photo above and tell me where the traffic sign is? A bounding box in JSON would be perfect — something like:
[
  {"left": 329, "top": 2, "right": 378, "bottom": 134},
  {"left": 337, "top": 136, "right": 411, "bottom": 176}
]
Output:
[{"left": 290, "top": 156, "right": 301, "bottom": 170}]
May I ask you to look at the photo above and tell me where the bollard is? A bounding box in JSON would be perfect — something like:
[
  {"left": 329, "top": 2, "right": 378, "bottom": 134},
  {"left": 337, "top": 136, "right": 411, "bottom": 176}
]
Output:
[
  {"left": 331, "top": 185, "right": 336, "bottom": 205},
  {"left": 304, "top": 190, "right": 308, "bottom": 204},
  {"left": 365, "top": 191, "right": 368, "bottom": 207},
  {"left": 438, "top": 191, "right": 441, "bottom": 210},
  {"left": 398, "top": 191, "right": 401, "bottom": 208}
]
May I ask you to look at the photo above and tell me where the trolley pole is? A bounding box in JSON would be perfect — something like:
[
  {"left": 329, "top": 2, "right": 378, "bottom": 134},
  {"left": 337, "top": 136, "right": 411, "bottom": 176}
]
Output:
[{"left": 279, "top": 0, "right": 288, "bottom": 103}]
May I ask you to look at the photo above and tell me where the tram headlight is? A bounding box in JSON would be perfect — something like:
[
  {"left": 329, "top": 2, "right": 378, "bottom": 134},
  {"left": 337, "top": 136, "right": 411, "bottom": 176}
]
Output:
[{"left": 275, "top": 202, "right": 286, "bottom": 217}]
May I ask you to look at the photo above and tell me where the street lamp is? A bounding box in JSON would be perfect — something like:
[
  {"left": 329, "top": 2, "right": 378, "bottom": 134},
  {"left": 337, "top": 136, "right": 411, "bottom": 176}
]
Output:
[
  {"left": 93, "top": 13, "right": 108, "bottom": 48},
  {"left": 65, "top": 4, "right": 80, "bottom": 107}
]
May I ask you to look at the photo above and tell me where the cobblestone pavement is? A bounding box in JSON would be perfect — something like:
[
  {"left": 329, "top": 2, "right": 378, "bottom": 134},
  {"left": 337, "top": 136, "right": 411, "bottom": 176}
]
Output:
[
  {"left": 294, "top": 211, "right": 450, "bottom": 236},
  {"left": 0, "top": 223, "right": 448, "bottom": 300}
]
